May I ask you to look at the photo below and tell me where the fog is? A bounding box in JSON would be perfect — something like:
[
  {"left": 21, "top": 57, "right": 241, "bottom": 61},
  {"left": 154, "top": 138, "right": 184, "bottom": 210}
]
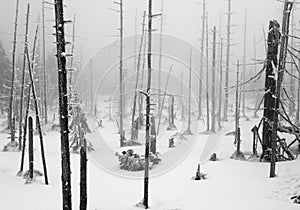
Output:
[{"left": 0, "top": 0, "right": 283, "bottom": 62}]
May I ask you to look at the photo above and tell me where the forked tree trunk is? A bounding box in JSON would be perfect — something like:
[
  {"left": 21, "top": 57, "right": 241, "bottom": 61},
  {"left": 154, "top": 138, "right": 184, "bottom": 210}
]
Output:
[{"left": 26, "top": 25, "right": 49, "bottom": 185}]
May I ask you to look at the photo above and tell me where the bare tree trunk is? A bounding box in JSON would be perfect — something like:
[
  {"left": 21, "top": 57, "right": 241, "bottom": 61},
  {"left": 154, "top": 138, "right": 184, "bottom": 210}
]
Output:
[
  {"left": 119, "top": 0, "right": 124, "bottom": 147},
  {"left": 143, "top": 0, "right": 152, "bottom": 207},
  {"left": 158, "top": 0, "right": 164, "bottom": 117},
  {"left": 211, "top": 26, "right": 216, "bottom": 133},
  {"left": 69, "top": 14, "right": 76, "bottom": 85},
  {"left": 296, "top": 34, "right": 300, "bottom": 124},
  {"left": 235, "top": 61, "right": 241, "bottom": 154},
  {"left": 42, "top": 0, "right": 48, "bottom": 124},
  {"left": 26, "top": 25, "right": 49, "bottom": 185},
  {"left": 262, "top": 21, "right": 280, "bottom": 157},
  {"left": 8, "top": 0, "right": 20, "bottom": 136},
  {"left": 270, "top": 1, "right": 293, "bottom": 178},
  {"left": 18, "top": 24, "right": 38, "bottom": 174},
  {"left": 242, "top": 9, "right": 247, "bottom": 118},
  {"left": 218, "top": 39, "right": 223, "bottom": 129},
  {"left": 89, "top": 59, "right": 93, "bottom": 113},
  {"left": 18, "top": 4, "right": 30, "bottom": 151},
  {"left": 54, "top": 0, "right": 72, "bottom": 207},
  {"left": 289, "top": 8, "right": 295, "bottom": 116},
  {"left": 150, "top": 116, "right": 156, "bottom": 154},
  {"left": 184, "top": 49, "right": 193, "bottom": 135},
  {"left": 138, "top": 30, "right": 148, "bottom": 127},
  {"left": 224, "top": 0, "right": 232, "bottom": 121},
  {"left": 131, "top": 12, "right": 146, "bottom": 140},
  {"left": 18, "top": 84, "right": 31, "bottom": 174},
  {"left": 198, "top": 0, "right": 206, "bottom": 120},
  {"left": 253, "top": 36, "right": 259, "bottom": 118},
  {"left": 28, "top": 116, "right": 34, "bottom": 180},
  {"left": 157, "top": 66, "right": 173, "bottom": 135},
  {"left": 206, "top": 12, "right": 210, "bottom": 131},
  {"left": 179, "top": 72, "right": 183, "bottom": 119},
  {"left": 79, "top": 128, "right": 87, "bottom": 210}
]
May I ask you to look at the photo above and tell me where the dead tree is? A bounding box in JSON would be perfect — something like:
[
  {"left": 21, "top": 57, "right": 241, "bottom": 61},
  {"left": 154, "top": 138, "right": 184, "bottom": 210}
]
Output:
[
  {"left": 138, "top": 27, "right": 148, "bottom": 127},
  {"left": 28, "top": 116, "right": 34, "bottom": 180},
  {"left": 198, "top": 0, "right": 206, "bottom": 120},
  {"left": 205, "top": 12, "right": 210, "bottom": 131},
  {"left": 296, "top": 27, "right": 300, "bottom": 124},
  {"left": 17, "top": 85, "right": 31, "bottom": 175},
  {"left": 26, "top": 24, "right": 49, "bottom": 185},
  {"left": 114, "top": 0, "right": 125, "bottom": 147},
  {"left": 157, "top": 65, "right": 173, "bottom": 135},
  {"left": 42, "top": 0, "right": 48, "bottom": 124},
  {"left": 218, "top": 38, "right": 223, "bottom": 129},
  {"left": 253, "top": 36, "right": 259, "bottom": 118},
  {"left": 131, "top": 12, "right": 146, "bottom": 140},
  {"left": 211, "top": 26, "right": 216, "bottom": 133},
  {"left": 150, "top": 116, "right": 156, "bottom": 154},
  {"left": 79, "top": 127, "right": 87, "bottom": 210},
  {"left": 223, "top": 0, "right": 232, "bottom": 121},
  {"left": 183, "top": 49, "right": 193, "bottom": 135},
  {"left": 68, "top": 14, "right": 76, "bottom": 96},
  {"left": 158, "top": 0, "right": 164, "bottom": 117},
  {"left": 18, "top": 24, "right": 39, "bottom": 175},
  {"left": 242, "top": 9, "right": 247, "bottom": 118},
  {"left": 18, "top": 4, "right": 30, "bottom": 151},
  {"left": 142, "top": 0, "right": 153, "bottom": 208},
  {"left": 270, "top": 1, "right": 293, "bottom": 178},
  {"left": 167, "top": 96, "right": 176, "bottom": 130},
  {"left": 289, "top": 8, "right": 295, "bottom": 116},
  {"left": 8, "top": 0, "right": 20, "bottom": 139},
  {"left": 89, "top": 59, "right": 93, "bottom": 113},
  {"left": 54, "top": 0, "right": 72, "bottom": 208},
  {"left": 180, "top": 72, "right": 186, "bottom": 121},
  {"left": 235, "top": 61, "right": 242, "bottom": 155},
  {"left": 262, "top": 20, "right": 281, "bottom": 160}
]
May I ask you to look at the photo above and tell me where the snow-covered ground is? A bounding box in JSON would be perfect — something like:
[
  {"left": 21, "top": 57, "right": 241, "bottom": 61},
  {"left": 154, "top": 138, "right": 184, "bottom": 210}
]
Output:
[{"left": 0, "top": 110, "right": 299, "bottom": 210}]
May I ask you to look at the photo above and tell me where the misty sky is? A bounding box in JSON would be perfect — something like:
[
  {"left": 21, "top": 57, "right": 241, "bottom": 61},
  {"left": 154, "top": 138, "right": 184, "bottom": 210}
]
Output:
[{"left": 0, "top": 0, "right": 289, "bottom": 66}]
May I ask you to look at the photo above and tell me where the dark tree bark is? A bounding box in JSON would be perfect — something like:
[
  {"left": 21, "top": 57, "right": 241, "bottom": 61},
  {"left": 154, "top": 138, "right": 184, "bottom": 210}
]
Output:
[
  {"left": 54, "top": 0, "right": 72, "bottom": 208},
  {"left": 143, "top": 0, "right": 152, "bottom": 208},
  {"left": 262, "top": 20, "right": 280, "bottom": 157},
  {"left": 26, "top": 25, "right": 49, "bottom": 185},
  {"left": 235, "top": 61, "right": 241, "bottom": 154},
  {"left": 28, "top": 116, "right": 34, "bottom": 180},
  {"left": 150, "top": 116, "right": 156, "bottom": 154},
  {"left": 270, "top": 1, "right": 293, "bottom": 178},
  {"left": 18, "top": 84, "right": 31, "bottom": 174},
  {"left": 80, "top": 128, "right": 87, "bottom": 210}
]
